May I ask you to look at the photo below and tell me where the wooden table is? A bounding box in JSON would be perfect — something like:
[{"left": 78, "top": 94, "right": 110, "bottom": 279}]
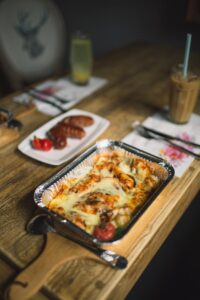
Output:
[{"left": 0, "top": 42, "right": 200, "bottom": 300}]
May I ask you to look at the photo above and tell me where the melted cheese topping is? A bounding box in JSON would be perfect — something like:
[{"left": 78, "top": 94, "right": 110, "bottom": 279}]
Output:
[{"left": 46, "top": 150, "right": 162, "bottom": 237}]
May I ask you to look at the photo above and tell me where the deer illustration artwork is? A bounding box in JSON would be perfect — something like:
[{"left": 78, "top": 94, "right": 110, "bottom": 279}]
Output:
[{"left": 15, "top": 10, "right": 49, "bottom": 58}]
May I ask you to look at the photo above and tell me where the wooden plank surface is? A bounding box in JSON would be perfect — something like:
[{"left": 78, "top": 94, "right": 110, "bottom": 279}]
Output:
[{"left": 0, "top": 42, "right": 200, "bottom": 300}]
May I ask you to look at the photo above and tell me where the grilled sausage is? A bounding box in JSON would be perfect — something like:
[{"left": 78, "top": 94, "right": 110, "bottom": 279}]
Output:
[
  {"left": 61, "top": 123, "right": 86, "bottom": 139},
  {"left": 54, "top": 136, "right": 67, "bottom": 149},
  {"left": 47, "top": 126, "right": 67, "bottom": 149},
  {"left": 48, "top": 122, "right": 85, "bottom": 140},
  {"left": 47, "top": 115, "right": 89, "bottom": 149},
  {"left": 63, "top": 115, "right": 94, "bottom": 127},
  {"left": 49, "top": 124, "right": 67, "bottom": 138}
]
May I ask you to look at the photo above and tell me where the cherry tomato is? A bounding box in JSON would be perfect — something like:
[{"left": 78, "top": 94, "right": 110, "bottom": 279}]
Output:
[
  {"left": 93, "top": 223, "right": 116, "bottom": 241},
  {"left": 32, "top": 137, "right": 42, "bottom": 150},
  {"left": 32, "top": 137, "right": 53, "bottom": 151}
]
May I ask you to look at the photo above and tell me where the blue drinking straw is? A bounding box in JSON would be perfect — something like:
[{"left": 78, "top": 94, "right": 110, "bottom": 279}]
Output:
[{"left": 183, "top": 33, "right": 192, "bottom": 78}]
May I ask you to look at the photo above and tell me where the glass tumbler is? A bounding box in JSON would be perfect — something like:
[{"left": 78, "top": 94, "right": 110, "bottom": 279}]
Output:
[
  {"left": 169, "top": 66, "right": 199, "bottom": 123},
  {"left": 70, "top": 32, "right": 93, "bottom": 85}
]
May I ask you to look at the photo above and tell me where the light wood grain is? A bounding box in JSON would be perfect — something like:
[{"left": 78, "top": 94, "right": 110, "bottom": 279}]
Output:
[
  {"left": 5, "top": 233, "right": 99, "bottom": 300},
  {"left": 0, "top": 127, "right": 20, "bottom": 148},
  {"left": 0, "top": 42, "right": 200, "bottom": 300},
  {"left": 0, "top": 257, "right": 51, "bottom": 300}
]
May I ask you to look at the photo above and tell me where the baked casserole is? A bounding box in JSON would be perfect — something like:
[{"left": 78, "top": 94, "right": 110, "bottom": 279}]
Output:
[{"left": 42, "top": 148, "right": 167, "bottom": 242}]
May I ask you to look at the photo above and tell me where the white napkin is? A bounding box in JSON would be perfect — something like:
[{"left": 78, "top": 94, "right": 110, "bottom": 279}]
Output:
[
  {"left": 122, "top": 109, "right": 200, "bottom": 177},
  {"left": 14, "top": 76, "right": 108, "bottom": 116}
]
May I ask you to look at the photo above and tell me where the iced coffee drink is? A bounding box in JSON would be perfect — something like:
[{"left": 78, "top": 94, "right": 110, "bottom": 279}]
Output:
[{"left": 169, "top": 71, "right": 199, "bottom": 123}]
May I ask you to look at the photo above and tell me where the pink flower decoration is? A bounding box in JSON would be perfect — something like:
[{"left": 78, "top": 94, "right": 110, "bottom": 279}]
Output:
[{"left": 162, "top": 146, "right": 187, "bottom": 160}]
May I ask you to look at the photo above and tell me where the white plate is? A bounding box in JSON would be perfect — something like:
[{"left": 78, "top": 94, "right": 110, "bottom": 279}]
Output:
[{"left": 18, "top": 109, "right": 110, "bottom": 165}]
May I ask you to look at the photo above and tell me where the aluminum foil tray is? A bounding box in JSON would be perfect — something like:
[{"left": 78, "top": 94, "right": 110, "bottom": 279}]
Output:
[{"left": 34, "top": 140, "right": 175, "bottom": 245}]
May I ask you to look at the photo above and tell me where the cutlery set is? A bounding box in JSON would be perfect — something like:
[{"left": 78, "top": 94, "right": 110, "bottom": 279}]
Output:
[
  {"left": 135, "top": 123, "right": 200, "bottom": 159},
  {"left": 30, "top": 88, "right": 72, "bottom": 104},
  {"left": 27, "top": 89, "right": 76, "bottom": 113}
]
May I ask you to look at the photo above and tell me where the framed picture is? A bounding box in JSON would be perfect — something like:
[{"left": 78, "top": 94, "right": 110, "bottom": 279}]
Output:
[{"left": 0, "top": 0, "right": 66, "bottom": 88}]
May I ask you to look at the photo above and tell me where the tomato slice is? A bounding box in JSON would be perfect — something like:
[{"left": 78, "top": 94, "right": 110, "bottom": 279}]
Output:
[{"left": 93, "top": 223, "right": 116, "bottom": 241}]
